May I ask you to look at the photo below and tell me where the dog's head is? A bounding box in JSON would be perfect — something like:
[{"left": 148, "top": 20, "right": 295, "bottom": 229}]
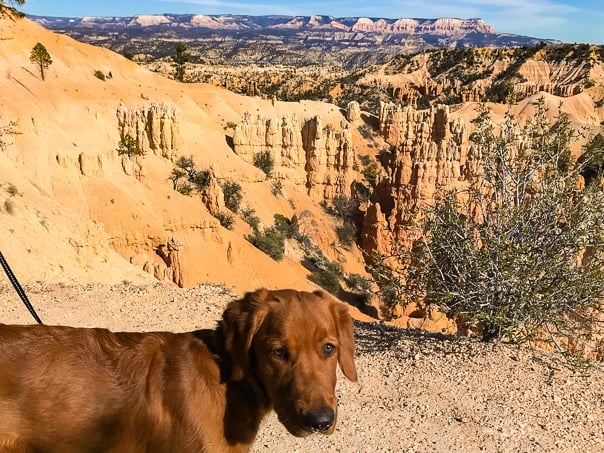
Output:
[{"left": 222, "top": 288, "right": 357, "bottom": 437}]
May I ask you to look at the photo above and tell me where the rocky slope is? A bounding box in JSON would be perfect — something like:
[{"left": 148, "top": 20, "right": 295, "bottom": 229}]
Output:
[
  {"left": 0, "top": 12, "right": 366, "bottom": 295},
  {"left": 177, "top": 44, "right": 604, "bottom": 115},
  {"left": 30, "top": 14, "right": 557, "bottom": 69}
]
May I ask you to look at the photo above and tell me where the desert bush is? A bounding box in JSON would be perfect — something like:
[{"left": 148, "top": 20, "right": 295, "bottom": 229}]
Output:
[
  {"left": 357, "top": 124, "right": 374, "bottom": 140},
  {"left": 221, "top": 181, "right": 242, "bottom": 213},
  {"left": 253, "top": 150, "right": 274, "bottom": 178},
  {"left": 391, "top": 99, "right": 604, "bottom": 354},
  {"left": 367, "top": 252, "right": 408, "bottom": 310},
  {"left": 116, "top": 134, "right": 145, "bottom": 158},
  {"left": 579, "top": 132, "right": 604, "bottom": 186},
  {"left": 246, "top": 226, "right": 285, "bottom": 261},
  {"left": 344, "top": 273, "right": 373, "bottom": 305},
  {"left": 215, "top": 211, "right": 234, "bottom": 230},
  {"left": 358, "top": 154, "right": 380, "bottom": 187},
  {"left": 93, "top": 70, "right": 106, "bottom": 81},
  {"left": 170, "top": 156, "right": 210, "bottom": 195},
  {"left": 302, "top": 245, "right": 344, "bottom": 295},
  {"left": 273, "top": 213, "right": 299, "bottom": 239},
  {"left": 325, "top": 194, "right": 355, "bottom": 219},
  {"left": 240, "top": 206, "right": 261, "bottom": 232},
  {"left": 336, "top": 221, "right": 357, "bottom": 248},
  {"left": 485, "top": 80, "right": 514, "bottom": 103},
  {"left": 308, "top": 260, "right": 344, "bottom": 296}
]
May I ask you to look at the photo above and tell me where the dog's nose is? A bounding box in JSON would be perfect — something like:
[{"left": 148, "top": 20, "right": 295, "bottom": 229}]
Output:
[{"left": 302, "top": 407, "right": 335, "bottom": 432}]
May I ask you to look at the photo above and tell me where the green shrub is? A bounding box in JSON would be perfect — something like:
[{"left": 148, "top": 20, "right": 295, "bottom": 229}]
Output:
[
  {"left": 116, "top": 134, "right": 145, "bottom": 158},
  {"left": 336, "top": 221, "right": 357, "bottom": 248},
  {"left": 367, "top": 252, "right": 406, "bottom": 310},
  {"left": 93, "top": 70, "right": 106, "bottom": 81},
  {"left": 485, "top": 80, "right": 514, "bottom": 103},
  {"left": 580, "top": 132, "right": 604, "bottom": 186},
  {"left": 273, "top": 213, "right": 299, "bottom": 239},
  {"left": 190, "top": 170, "right": 210, "bottom": 192},
  {"left": 215, "top": 211, "right": 234, "bottom": 230},
  {"left": 344, "top": 273, "right": 373, "bottom": 305},
  {"left": 170, "top": 156, "right": 210, "bottom": 195},
  {"left": 246, "top": 226, "right": 285, "bottom": 260},
  {"left": 222, "top": 181, "right": 242, "bottom": 213},
  {"left": 396, "top": 99, "right": 604, "bottom": 353},
  {"left": 326, "top": 194, "right": 355, "bottom": 219},
  {"left": 358, "top": 155, "right": 380, "bottom": 187},
  {"left": 240, "top": 206, "right": 261, "bottom": 232},
  {"left": 357, "top": 124, "right": 374, "bottom": 140},
  {"left": 308, "top": 260, "right": 344, "bottom": 296},
  {"left": 304, "top": 246, "right": 344, "bottom": 295},
  {"left": 253, "top": 150, "right": 274, "bottom": 178}
]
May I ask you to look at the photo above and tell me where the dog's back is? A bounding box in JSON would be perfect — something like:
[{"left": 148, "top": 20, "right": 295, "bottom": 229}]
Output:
[{"left": 0, "top": 324, "right": 232, "bottom": 452}]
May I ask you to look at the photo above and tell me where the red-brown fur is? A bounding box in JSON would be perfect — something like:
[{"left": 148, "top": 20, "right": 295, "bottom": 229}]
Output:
[{"left": 0, "top": 288, "right": 357, "bottom": 452}]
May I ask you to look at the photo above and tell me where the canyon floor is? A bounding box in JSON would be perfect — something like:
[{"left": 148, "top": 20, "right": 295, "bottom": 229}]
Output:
[{"left": 0, "top": 282, "right": 602, "bottom": 452}]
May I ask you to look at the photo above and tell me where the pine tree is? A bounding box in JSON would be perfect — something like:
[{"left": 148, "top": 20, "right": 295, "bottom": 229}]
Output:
[
  {"left": 30, "top": 42, "right": 53, "bottom": 81},
  {"left": 172, "top": 43, "right": 189, "bottom": 82}
]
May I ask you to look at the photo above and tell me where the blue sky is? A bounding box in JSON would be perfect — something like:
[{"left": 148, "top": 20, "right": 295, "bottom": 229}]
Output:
[{"left": 19, "top": 0, "right": 603, "bottom": 44}]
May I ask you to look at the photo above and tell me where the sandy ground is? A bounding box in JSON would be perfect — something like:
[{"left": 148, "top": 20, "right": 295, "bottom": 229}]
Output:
[{"left": 0, "top": 282, "right": 602, "bottom": 452}]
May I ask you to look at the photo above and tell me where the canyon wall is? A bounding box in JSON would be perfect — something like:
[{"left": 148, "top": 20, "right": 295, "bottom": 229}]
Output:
[
  {"left": 361, "top": 102, "right": 471, "bottom": 256},
  {"left": 116, "top": 102, "right": 180, "bottom": 161},
  {"left": 232, "top": 110, "right": 355, "bottom": 201}
]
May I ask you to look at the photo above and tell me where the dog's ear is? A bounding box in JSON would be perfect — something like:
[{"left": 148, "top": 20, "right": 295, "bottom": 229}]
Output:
[
  {"left": 222, "top": 288, "right": 270, "bottom": 381},
  {"left": 321, "top": 291, "right": 358, "bottom": 382}
]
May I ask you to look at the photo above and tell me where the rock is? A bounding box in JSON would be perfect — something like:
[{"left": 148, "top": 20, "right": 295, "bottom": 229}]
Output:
[
  {"left": 364, "top": 102, "right": 469, "bottom": 256},
  {"left": 233, "top": 112, "right": 355, "bottom": 202},
  {"left": 78, "top": 152, "right": 103, "bottom": 176},
  {"left": 116, "top": 101, "right": 180, "bottom": 161},
  {"left": 346, "top": 101, "right": 361, "bottom": 122},
  {"left": 200, "top": 170, "right": 226, "bottom": 216}
]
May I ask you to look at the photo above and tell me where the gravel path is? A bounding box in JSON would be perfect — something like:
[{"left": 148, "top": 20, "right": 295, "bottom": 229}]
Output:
[{"left": 1, "top": 282, "right": 602, "bottom": 452}]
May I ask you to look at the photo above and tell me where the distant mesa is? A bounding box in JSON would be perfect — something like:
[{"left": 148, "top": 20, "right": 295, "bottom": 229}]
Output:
[
  {"left": 32, "top": 14, "right": 497, "bottom": 35},
  {"left": 29, "top": 13, "right": 557, "bottom": 69}
]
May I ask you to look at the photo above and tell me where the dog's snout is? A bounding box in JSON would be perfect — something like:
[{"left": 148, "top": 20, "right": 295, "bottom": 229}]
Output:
[{"left": 302, "top": 407, "right": 335, "bottom": 432}]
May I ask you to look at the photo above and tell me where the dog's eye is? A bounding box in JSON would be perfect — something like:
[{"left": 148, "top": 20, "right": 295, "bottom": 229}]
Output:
[
  {"left": 272, "top": 347, "right": 289, "bottom": 360},
  {"left": 323, "top": 343, "right": 336, "bottom": 357}
]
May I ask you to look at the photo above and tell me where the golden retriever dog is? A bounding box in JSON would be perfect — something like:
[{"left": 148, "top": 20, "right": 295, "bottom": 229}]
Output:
[{"left": 0, "top": 288, "right": 357, "bottom": 452}]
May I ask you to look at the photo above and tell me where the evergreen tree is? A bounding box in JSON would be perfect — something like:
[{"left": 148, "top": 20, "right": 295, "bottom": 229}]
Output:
[
  {"left": 172, "top": 43, "right": 189, "bottom": 82},
  {"left": 30, "top": 42, "right": 52, "bottom": 81}
]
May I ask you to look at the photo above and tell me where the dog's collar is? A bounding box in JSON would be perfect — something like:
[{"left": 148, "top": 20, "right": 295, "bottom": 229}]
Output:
[{"left": 236, "top": 378, "right": 258, "bottom": 406}]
